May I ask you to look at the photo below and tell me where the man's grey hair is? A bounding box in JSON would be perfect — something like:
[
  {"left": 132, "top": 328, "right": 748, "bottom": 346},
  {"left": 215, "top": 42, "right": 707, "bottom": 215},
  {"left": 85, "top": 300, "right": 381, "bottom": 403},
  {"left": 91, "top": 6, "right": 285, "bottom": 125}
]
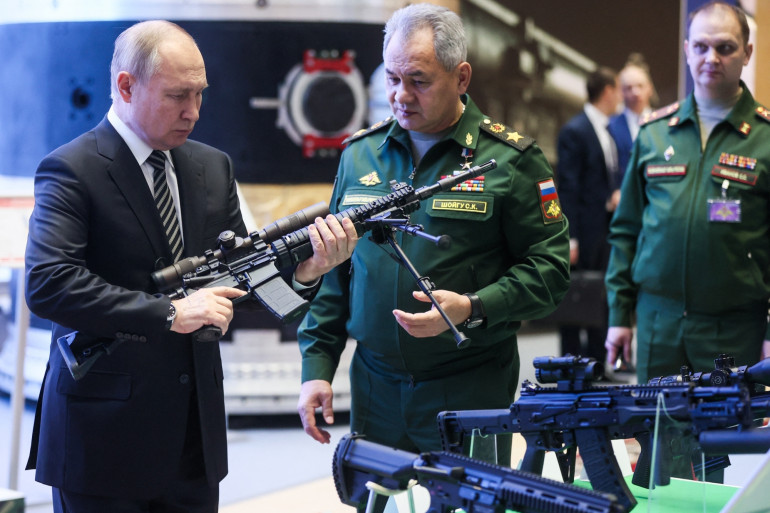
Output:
[
  {"left": 110, "top": 20, "right": 197, "bottom": 101},
  {"left": 383, "top": 3, "right": 467, "bottom": 72}
]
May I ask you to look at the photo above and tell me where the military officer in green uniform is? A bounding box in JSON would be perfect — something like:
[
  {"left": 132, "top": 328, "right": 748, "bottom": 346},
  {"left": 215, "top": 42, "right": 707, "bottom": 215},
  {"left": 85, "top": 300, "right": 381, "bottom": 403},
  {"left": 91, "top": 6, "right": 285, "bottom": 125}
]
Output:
[
  {"left": 605, "top": 1, "right": 770, "bottom": 383},
  {"left": 296, "top": 3, "right": 570, "bottom": 463}
]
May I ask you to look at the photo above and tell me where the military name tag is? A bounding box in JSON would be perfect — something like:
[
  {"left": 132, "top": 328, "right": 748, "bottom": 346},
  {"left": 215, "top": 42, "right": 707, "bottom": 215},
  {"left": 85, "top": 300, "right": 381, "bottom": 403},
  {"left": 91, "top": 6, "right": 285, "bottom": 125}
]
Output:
[
  {"left": 431, "top": 198, "right": 488, "bottom": 213},
  {"left": 711, "top": 165, "right": 758, "bottom": 186},
  {"left": 646, "top": 164, "right": 686, "bottom": 177},
  {"left": 707, "top": 198, "right": 741, "bottom": 222},
  {"left": 341, "top": 193, "right": 382, "bottom": 206}
]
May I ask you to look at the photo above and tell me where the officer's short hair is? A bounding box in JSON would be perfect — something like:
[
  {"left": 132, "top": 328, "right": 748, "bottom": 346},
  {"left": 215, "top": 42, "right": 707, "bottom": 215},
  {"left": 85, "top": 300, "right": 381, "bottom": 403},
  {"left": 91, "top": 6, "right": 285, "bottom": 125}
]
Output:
[
  {"left": 383, "top": 3, "right": 466, "bottom": 72},
  {"left": 687, "top": 1, "right": 750, "bottom": 47}
]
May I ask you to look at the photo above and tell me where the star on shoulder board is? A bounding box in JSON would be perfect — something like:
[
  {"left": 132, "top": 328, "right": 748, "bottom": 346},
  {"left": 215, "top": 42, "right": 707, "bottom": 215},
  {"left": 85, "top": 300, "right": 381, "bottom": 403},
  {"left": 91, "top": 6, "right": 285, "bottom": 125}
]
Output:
[{"left": 479, "top": 119, "right": 534, "bottom": 152}]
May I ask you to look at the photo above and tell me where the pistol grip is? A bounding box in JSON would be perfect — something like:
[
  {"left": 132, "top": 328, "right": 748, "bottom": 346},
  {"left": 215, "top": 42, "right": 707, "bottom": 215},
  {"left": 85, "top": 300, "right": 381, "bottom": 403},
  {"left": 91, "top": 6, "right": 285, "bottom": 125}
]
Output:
[
  {"left": 193, "top": 326, "right": 223, "bottom": 343},
  {"left": 520, "top": 440, "right": 545, "bottom": 475},
  {"left": 632, "top": 432, "right": 652, "bottom": 488}
]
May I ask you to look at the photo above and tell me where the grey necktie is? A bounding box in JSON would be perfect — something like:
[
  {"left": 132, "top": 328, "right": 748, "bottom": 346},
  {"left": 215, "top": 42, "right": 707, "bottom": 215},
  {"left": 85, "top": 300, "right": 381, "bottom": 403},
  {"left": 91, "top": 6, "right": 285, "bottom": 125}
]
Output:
[{"left": 147, "top": 150, "right": 184, "bottom": 262}]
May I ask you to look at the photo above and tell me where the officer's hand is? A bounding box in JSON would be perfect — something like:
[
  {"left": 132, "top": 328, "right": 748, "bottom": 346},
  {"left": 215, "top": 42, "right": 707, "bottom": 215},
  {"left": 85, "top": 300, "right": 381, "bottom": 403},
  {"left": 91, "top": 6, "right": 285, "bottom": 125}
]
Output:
[
  {"left": 295, "top": 215, "right": 358, "bottom": 285},
  {"left": 762, "top": 340, "right": 770, "bottom": 360},
  {"left": 297, "top": 379, "right": 335, "bottom": 444},
  {"left": 392, "top": 290, "right": 471, "bottom": 338},
  {"left": 171, "top": 287, "right": 246, "bottom": 335},
  {"left": 605, "top": 326, "right": 633, "bottom": 369}
]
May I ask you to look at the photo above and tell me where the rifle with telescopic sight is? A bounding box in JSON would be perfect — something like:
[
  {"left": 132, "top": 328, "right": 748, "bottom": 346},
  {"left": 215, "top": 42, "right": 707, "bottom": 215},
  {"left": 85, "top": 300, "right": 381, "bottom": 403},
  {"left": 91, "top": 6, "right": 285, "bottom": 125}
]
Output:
[{"left": 58, "top": 159, "right": 497, "bottom": 380}]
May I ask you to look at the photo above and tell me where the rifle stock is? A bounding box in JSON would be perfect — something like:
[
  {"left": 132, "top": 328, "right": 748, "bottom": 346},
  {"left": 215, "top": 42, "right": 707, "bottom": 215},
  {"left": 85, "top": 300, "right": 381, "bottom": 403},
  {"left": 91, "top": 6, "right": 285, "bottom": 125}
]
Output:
[{"left": 333, "top": 433, "right": 628, "bottom": 513}]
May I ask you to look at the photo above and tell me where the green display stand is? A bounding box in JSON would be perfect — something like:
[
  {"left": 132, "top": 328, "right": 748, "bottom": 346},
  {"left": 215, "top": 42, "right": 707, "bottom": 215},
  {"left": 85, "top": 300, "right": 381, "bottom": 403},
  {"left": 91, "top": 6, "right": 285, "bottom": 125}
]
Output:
[
  {"left": 571, "top": 475, "right": 738, "bottom": 513},
  {"left": 0, "top": 488, "right": 24, "bottom": 512}
]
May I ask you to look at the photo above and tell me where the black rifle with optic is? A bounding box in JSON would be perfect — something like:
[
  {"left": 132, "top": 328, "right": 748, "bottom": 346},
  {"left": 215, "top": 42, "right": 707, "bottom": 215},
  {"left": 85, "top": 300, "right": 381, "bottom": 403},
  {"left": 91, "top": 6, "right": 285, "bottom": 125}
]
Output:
[
  {"left": 333, "top": 432, "right": 628, "bottom": 513},
  {"left": 57, "top": 160, "right": 497, "bottom": 380},
  {"left": 436, "top": 354, "right": 770, "bottom": 511}
]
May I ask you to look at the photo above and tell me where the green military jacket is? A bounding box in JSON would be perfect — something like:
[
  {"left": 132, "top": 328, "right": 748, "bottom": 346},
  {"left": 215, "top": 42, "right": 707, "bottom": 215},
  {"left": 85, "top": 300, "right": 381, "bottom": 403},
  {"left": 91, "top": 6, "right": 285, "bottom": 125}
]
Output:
[
  {"left": 299, "top": 95, "right": 570, "bottom": 382},
  {"left": 606, "top": 83, "right": 770, "bottom": 337}
]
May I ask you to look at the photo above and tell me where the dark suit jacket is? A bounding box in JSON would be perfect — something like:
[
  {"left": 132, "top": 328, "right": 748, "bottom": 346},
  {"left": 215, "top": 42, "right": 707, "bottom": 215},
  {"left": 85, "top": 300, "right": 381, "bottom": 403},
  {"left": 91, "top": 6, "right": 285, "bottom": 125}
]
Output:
[
  {"left": 556, "top": 111, "right": 612, "bottom": 271},
  {"left": 608, "top": 111, "right": 634, "bottom": 184},
  {"left": 24, "top": 117, "right": 247, "bottom": 499}
]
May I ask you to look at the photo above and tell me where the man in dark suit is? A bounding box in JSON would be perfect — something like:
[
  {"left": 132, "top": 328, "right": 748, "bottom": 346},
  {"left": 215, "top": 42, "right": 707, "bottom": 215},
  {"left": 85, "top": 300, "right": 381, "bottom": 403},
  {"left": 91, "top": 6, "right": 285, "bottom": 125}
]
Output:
[
  {"left": 24, "top": 20, "right": 357, "bottom": 513},
  {"left": 607, "top": 54, "right": 656, "bottom": 184},
  {"left": 555, "top": 67, "right": 620, "bottom": 362}
]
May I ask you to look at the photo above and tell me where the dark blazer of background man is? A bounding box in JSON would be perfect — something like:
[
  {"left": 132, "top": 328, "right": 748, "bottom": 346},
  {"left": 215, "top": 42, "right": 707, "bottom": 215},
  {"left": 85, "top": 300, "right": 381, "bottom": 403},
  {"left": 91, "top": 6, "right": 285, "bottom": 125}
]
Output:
[
  {"left": 608, "top": 55, "right": 656, "bottom": 185},
  {"left": 555, "top": 67, "right": 620, "bottom": 361},
  {"left": 24, "top": 19, "right": 356, "bottom": 511}
]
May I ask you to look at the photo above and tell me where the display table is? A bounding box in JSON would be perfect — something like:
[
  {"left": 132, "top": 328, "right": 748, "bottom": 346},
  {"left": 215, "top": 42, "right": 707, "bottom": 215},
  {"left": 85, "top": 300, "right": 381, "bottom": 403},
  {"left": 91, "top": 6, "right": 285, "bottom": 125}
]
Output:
[
  {"left": 0, "top": 488, "right": 24, "bottom": 512},
  {"left": 571, "top": 475, "right": 738, "bottom": 513}
]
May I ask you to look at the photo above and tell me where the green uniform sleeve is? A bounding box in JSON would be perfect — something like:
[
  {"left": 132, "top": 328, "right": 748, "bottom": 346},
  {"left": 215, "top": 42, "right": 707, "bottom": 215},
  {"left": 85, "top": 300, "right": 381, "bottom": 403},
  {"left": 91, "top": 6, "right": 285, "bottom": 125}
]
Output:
[
  {"left": 605, "top": 136, "right": 646, "bottom": 327},
  {"left": 297, "top": 164, "right": 352, "bottom": 384},
  {"left": 478, "top": 144, "right": 571, "bottom": 324},
  {"left": 297, "top": 261, "right": 351, "bottom": 383}
]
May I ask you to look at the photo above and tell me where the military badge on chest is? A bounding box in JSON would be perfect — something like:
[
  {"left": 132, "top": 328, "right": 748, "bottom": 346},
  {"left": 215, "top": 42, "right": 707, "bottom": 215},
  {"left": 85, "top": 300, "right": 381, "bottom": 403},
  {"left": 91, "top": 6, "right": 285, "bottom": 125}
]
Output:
[
  {"left": 359, "top": 171, "right": 382, "bottom": 186},
  {"left": 707, "top": 155, "right": 758, "bottom": 223},
  {"left": 440, "top": 148, "right": 485, "bottom": 192}
]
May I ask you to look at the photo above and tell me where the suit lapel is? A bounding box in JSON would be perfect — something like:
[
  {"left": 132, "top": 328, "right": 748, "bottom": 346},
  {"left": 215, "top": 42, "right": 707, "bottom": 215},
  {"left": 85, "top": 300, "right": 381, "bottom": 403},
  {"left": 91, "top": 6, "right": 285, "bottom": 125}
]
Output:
[
  {"left": 171, "top": 144, "right": 207, "bottom": 257},
  {"left": 95, "top": 119, "right": 171, "bottom": 263}
]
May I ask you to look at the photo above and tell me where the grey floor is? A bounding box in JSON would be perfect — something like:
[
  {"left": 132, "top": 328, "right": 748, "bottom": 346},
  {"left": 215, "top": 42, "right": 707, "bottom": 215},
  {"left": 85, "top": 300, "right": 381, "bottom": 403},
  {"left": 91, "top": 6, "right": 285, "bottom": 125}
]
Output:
[
  {"left": 0, "top": 327, "right": 563, "bottom": 513},
  {"left": 1, "top": 328, "right": 765, "bottom": 512},
  {"left": 0, "top": 395, "right": 352, "bottom": 512}
]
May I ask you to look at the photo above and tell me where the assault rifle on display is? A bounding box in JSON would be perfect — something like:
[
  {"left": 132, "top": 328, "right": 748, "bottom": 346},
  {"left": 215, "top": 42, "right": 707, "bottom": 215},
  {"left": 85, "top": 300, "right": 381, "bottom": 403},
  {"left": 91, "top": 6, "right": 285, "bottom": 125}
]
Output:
[
  {"left": 57, "top": 160, "right": 497, "bottom": 380},
  {"left": 333, "top": 432, "right": 628, "bottom": 513},
  {"left": 436, "top": 354, "right": 770, "bottom": 511}
]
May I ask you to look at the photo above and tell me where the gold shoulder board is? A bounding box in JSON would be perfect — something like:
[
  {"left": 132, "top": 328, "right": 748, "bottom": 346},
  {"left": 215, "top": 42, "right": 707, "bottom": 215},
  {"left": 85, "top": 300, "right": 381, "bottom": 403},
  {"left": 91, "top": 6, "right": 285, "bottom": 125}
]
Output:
[
  {"left": 641, "top": 102, "right": 680, "bottom": 126},
  {"left": 343, "top": 116, "right": 394, "bottom": 145},
  {"left": 478, "top": 119, "right": 535, "bottom": 152}
]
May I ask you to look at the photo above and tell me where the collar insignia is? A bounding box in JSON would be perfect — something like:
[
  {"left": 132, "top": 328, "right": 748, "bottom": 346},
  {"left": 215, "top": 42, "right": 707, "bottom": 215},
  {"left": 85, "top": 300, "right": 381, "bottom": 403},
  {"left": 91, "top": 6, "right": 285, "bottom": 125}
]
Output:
[{"left": 739, "top": 122, "right": 751, "bottom": 135}]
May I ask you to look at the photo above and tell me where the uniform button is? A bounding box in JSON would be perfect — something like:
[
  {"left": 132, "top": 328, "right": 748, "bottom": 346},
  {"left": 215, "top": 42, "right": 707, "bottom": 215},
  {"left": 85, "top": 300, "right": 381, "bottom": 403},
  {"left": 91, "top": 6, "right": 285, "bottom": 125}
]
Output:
[
  {"left": 115, "top": 332, "right": 124, "bottom": 339},
  {"left": 683, "top": 310, "right": 688, "bottom": 317},
  {"left": 179, "top": 374, "right": 190, "bottom": 385},
  {"left": 131, "top": 334, "right": 140, "bottom": 342},
  {"left": 139, "top": 336, "right": 147, "bottom": 343}
]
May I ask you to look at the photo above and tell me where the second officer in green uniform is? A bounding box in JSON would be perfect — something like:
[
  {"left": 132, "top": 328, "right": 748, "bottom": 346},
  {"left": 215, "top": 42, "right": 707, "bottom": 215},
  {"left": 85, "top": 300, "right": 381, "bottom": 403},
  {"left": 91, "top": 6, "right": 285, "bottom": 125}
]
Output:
[
  {"left": 295, "top": 3, "right": 570, "bottom": 463},
  {"left": 605, "top": 1, "right": 770, "bottom": 383}
]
